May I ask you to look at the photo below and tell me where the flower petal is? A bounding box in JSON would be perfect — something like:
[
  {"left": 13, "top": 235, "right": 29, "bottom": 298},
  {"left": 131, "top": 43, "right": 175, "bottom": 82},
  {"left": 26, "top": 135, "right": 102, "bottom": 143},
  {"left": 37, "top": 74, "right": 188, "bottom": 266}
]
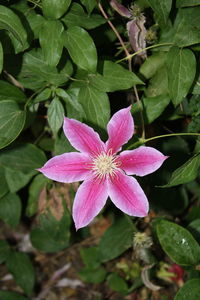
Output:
[
  {"left": 63, "top": 117, "right": 105, "bottom": 155},
  {"left": 108, "top": 171, "right": 149, "bottom": 217},
  {"left": 106, "top": 106, "right": 134, "bottom": 154},
  {"left": 73, "top": 178, "right": 108, "bottom": 230},
  {"left": 38, "top": 152, "right": 92, "bottom": 183},
  {"left": 119, "top": 146, "right": 168, "bottom": 176}
]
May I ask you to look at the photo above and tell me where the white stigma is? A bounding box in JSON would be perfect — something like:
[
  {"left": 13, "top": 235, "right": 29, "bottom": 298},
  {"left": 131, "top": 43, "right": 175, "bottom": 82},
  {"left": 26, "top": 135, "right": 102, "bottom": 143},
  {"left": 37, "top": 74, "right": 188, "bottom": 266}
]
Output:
[{"left": 91, "top": 151, "right": 120, "bottom": 179}]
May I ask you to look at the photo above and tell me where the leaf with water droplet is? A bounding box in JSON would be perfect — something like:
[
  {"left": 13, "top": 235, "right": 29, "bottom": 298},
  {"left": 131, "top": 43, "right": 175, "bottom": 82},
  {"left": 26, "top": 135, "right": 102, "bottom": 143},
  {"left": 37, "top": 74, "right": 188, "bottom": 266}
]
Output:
[{"left": 157, "top": 219, "right": 200, "bottom": 266}]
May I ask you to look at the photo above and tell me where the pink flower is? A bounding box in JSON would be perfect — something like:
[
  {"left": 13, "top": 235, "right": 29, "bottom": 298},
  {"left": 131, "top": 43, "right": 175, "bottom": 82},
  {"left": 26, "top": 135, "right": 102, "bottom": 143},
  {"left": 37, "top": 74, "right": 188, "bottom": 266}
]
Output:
[{"left": 38, "top": 107, "right": 167, "bottom": 230}]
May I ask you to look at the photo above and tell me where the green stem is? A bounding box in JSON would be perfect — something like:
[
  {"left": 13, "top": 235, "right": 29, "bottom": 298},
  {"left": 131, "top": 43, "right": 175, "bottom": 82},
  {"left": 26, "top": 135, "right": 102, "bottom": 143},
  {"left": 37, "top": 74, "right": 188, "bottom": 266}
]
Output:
[
  {"left": 127, "top": 133, "right": 200, "bottom": 149},
  {"left": 116, "top": 43, "right": 173, "bottom": 63}
]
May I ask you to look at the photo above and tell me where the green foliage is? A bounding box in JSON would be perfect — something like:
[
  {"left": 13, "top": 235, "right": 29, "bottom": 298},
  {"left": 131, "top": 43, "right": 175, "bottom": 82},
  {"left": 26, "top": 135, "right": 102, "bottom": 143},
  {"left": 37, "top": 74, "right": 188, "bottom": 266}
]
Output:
[
  {"left": 6, "top": 251, "right": 35, "bottom": 295},
  {"left": 99, "top": 216, "right": 135, "bottom": 262},
  {"left": 175, "top": 279, "right": 200, "bottom": 299},
  {"left": 157, "top": 220, "right": 200, "bottom": 266},
  {"left": 0, "top": 0, "right": 200, "bottom": 298}
]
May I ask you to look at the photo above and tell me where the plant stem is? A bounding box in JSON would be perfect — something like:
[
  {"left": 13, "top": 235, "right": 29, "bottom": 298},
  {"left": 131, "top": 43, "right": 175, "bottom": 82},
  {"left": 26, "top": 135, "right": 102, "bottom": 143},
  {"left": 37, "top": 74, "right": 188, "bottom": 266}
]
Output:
[
  {"left": 116, "top": 43, "right": 173, "bottom": 63},
  {"left": 127, "top": 132, "right": 200, "bottom": 149},
  {"left": 97, "top": 1, "right": 145, "bottom": 137}
]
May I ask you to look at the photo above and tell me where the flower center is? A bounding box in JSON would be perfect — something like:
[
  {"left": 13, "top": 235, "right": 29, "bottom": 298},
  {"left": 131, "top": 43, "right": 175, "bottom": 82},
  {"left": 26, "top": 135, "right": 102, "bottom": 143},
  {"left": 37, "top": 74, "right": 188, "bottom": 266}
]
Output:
[{"left": 91, "top": 151, "right": 120, "bottom": 178}]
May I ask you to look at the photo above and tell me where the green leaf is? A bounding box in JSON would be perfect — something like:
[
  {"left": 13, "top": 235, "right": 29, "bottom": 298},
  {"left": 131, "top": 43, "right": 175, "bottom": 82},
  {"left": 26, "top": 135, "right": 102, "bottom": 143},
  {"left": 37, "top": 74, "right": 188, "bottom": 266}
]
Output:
[
  {"left": 34, "top": 88, "right": 51, "bottom": 103},
  {"left": 99, "top": 216, "right": 135, "bottom": 262},
  {"left": 0, "top": 5, "right": 27, "bottom": 46},
  {"left": 63, "top": 26, "right": 97, "bottom": 72},
  {"left": 145, "top": 66, "right": 168, "bottom": 97},
  {"left": 80, "top": 247, "right": 101, "bottom": 268},
  {"left": 39, "top": 20, "right": 64, "bottom": 67},
  {"left": 26, "top": 174, "right": 49, "bottom": 217},
  {"left": 139, "top": 52, "right": 166, "bottom": 80},
  {"left": 18, "top": 50, "right": 72, "bottom": 90},
  {"left": 159, "top": 7, "right": 200, "bottom": 47},
  {"left": 188, "top": 219, "right": 200, "bottom": 244},
  {"left": 0, "top": 143, "right": 46, "bottom": 174},
  {"left": 42, "top": 0, "right": 71, "bottom": 19},
  {"left": 0, "top": 291, "right": 27, "bottom": 300},
  {"left": 62, "top": 3, "right": 105, "bottom": 29},
  {"left": 147, "top": 0, "right": 172, "bottom": 26},
  {"left": 0, "top": 81, "right": 26, "bottom": 103},
  {"left": 0, "top": 240, "right": 11, "bottom": 264},
  {"left": 0, "top": 42, "right": 3, "bottom": 74},
  {"left": 157, "top": 219, "right": 200, "bottom": 266},
  {"left": 30, "top": 208, "right": 71, "bottom": 253},
  {"left": 6, "top": 251, "right": 35, "bottom": 295},
  {"left": 5, "top": 168, "right": 35, "bottom": 193},
  {"left": 56, "top": 88, "right": 84, "bottom": 117},
  {"left": 175, "top": 279, "right": 200, "bottom": 300},
  {"left": 107, "top": 273, "right": 128, "bottom": 295},
  {"left": 143, "top": 94, "right": 170, "bottom": 123},
  {"left": 162, "top": 153, "right": 200, "bottom": 187},
  {"left": 79, "top": 266, "right": 107, "bottom": 283},
  {"left": 89, "top": 61, "right": 143, "bottom": 92},
  {"left": 176, "top": 0, "right": 200, "bottom": 7},
  {"left": 80, "top": 0, "right": 96, "bottom": 14},
  {"left": 0, "top": 193, "right": 21, "bottom": 228},
  {"left": 0, "top": 100, "right": 26, "bottom": 149},
  {"left": 167, "top": 47, "right": 196, "bottom": 106},
  {"left": 47, "top": 97, "right": 64, "bottom": 134},
  {"left": 78, "top": 85, "right": 110, "bottom": 129},
  {"left": 0, "top": 168, "right": 9, "bottom": 199}
]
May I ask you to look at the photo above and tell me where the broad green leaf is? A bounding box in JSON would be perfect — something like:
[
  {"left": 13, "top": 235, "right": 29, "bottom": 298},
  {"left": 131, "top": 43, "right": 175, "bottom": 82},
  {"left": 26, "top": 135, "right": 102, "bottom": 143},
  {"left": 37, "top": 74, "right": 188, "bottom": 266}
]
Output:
[
  {"left": 79, "top": 266, "right": 107, "bottom": 283},
  {"left": 176, "top": 0, "right": 200, "bottom": 7},
  {"left": 0, "top": 100, "right": 26, "bottom": 149},
  {"left": 167, "top": 47, "right": 196, "bottom": 106},
  {"left": 78, "top": 85, "right": 110, "bottom": 129},
  {"left": 47, "top": 97, "right": 64, "bottom": 134},
  {"left": 157, "top": 220, "right": 200, "bottom": 266},
  {"left": 143, "top": 94, "right": 170, "bottom": 123},
  {"left": 30, "top": 208, "right": 71, "bottom": 253},
  {"left": 159, "top": 7, "right": 200, "bottom": 47},
  {"left": 99, "top": 216, "right": 135, "bottom": 262},
  {"left": 145, "top": 66, "right": 168, "bottom": 97},
  {"left": 39, "top": 20, "right": 64, "bottom": 66},
  {"left": 63, "top": 26, "right": 97, "bottom": 72},
  {"left": 0, "top": 81, "right": 26, "bottom": 103},
  {"left": 56, "top": 88, "right": 84, "bottom": 117},
  {"left": 89, "top": 61, "right": 144, "bottom": 92},
  {"left": 107, "top": 273, "right": 128, "bottom": 294},
  {"left": 139, "top": 52, "right": 166, "bottom": 79},
  {"left": 18, "top": 50, "right": 72, "bottom": 90},
  {"left": 26, "top": 174, "right": 49, "bottom": 217},
  {"left": 0, "top": 42, "right": 3, "bottom": 74},
  {"left": 0, "top": 291, "right": 27, "bottom": 300},
  {"left": 62, "top": 3, "right": 105, "bottom": 29},
  {"left": 162, "top": 153, "right": 200, "bottom": 187},
  {"left": 42, "top": 0, "right": 71, "bottom": 19},
  {"left": 0, "top": 168, "right": 9, "bottom": 199},
  {"left": 188, "top": 219, "right": 200, "bottom": 243},
  {"left": 0, "top": 240, "right": 10, "bottom": 264},
  {"left": 0, "top": 193, "right": 21, "bottom": 228},
  {"left": 0, "top": 143, "right": 46, "bottom": 174},
  {"left": 5, "top": 168, "right": 35, "bottom": 193},
  {"left": 175, "top": 279, "right": 200, "bottom": 300},
  {"left": 80, "top": 247, "right": 101, "bottom": 268},
  {"left": 147, "top": 0, "right": 172, "bottom": 26},
  {"left": 7, "top": 251, "right": 35, "bottom": 295},
  {"left": 80, "top": 0, "right": 96, "bottom": 14},
  {"left": 34, "top": 88, "right": 51, "bottom": 103},
  {"left": 0, "top": 5, "right": 27, "bottom": 46}
]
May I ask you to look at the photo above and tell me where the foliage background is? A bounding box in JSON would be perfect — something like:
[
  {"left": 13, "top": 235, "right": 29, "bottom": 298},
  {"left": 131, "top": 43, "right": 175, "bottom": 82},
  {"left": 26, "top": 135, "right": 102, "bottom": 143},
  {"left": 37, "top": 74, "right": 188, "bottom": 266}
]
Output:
[{"left": 0, "top": 0, "right": 200, "bottom": 299}]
